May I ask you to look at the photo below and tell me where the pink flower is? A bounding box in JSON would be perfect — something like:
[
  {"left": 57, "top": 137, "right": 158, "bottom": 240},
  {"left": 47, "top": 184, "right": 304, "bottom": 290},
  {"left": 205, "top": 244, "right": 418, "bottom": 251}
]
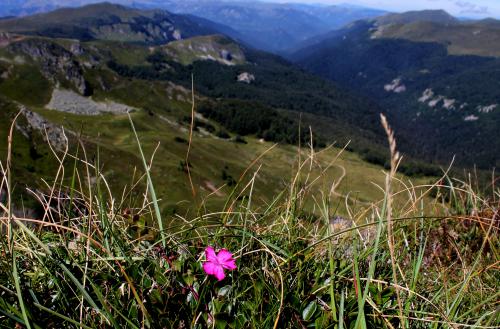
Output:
[{"left": 202, "top": 246, "right": 237, "bottom": 281}]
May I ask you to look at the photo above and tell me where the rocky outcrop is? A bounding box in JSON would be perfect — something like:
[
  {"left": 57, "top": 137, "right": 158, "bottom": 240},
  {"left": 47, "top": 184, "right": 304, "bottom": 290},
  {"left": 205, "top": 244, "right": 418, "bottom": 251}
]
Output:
[
  {"left": 477, "top": 104, "right": 497, "bottom": 114},
  {"left": 16, "top": 106, "right": 69, "bottom": 152},
  {"left": 0, "top": 32, "right": 22, "bottom": 47},
  {"left": 69, "top": 41, "right": 84, "bottom": 56},
  {"left": 237, "top": 72, "right": 255, "bottom": 84},
  {"left": 464, "top": 114, "right": 479, "bottom": 122},
  {"left": 87, "top": 12, "right": 186, "bottom": 44},
  {"left": 172, "top": 29, "right": 182, "bottom": 41},
  {"left": 384, "top": 78, "right": 406, "bottom": 93},
  {"left": 418, "top": 88, "right": 459, "bottom": 111},
  {"left": 9, "top": 39, "right": 90, "bottom": 95},
  {"left": 163, "top": 35, "right": 246, "bottom": 66},
  {"left": 442, "top": 98, "right": 456, "bottom": 110}
]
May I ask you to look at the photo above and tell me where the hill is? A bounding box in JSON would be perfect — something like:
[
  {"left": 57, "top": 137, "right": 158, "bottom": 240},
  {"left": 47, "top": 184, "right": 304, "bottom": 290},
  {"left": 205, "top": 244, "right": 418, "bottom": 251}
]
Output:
[
  {"left": 374, "top": 9, "right": 457, "bottom": 25},
  {"left": 0, "top": 2, "right": 242, "bottom": 44},
  {"left": 291, "top": 11, "right": 500, "bottom": 169},
  {"left": 371, "top": 11, "right": 500, "bottom": 57}
]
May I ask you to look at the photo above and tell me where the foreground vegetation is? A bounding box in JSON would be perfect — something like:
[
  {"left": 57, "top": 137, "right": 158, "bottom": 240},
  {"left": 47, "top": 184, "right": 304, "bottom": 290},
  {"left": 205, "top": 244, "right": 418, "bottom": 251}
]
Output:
[{"left": 0, "top": 114, "right": 498, "bottom": 328}]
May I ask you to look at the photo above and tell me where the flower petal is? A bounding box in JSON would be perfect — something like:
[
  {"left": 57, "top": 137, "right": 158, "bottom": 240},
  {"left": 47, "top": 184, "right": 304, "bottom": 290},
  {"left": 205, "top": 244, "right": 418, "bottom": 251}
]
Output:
[
  {"left": 221, "top": 259, "right": 236, "bottom": 271},
  {"left": 205, "top": 246, "right": 217, "bottom": 263},
  {"left": 203, "top": 262, "right": 218, "bottom": 276},
  {"left": 217, "top": 249, "right": 234, "bottom": 262},
  {"left": 221, "top": 259, "right": 237, "bottom": 270},
  {"left": 213, "top": 265, "right": 226, "bottom": 281}
]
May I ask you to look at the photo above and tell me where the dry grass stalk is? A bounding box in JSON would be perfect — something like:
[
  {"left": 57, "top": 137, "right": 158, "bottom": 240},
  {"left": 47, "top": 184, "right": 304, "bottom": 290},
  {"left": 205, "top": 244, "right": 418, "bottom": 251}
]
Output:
[
  {"left": 185, "top": 74, "right": 197, "bottom": 198},
  {"left": 380, "top": 113, "right": 404, "bottom": 326}
]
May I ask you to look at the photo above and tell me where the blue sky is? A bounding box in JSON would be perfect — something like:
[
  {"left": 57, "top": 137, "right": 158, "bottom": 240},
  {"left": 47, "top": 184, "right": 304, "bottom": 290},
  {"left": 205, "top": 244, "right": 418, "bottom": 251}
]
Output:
[{"left": 267, "top": 0, "right": 500, "bottom": 18}]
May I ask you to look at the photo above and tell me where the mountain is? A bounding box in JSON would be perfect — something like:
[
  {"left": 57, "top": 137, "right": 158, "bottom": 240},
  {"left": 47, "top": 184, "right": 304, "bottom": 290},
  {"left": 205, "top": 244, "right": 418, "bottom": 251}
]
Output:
[
  {"left": 0, "top": 0, "right": 51, "bottom": 17},
  {"left": 0, "top": 3, "right": 402, "bottom": 214},
  {"left": 151, "top": 1, "right": 387, "bottom": 53},
  {"left": 159, "top": 1, "right": 327, "bottom": 52},
  {"left": 0, "top": 0, "right": 94, "bottom": 17},
  {"left": 0, "top": 1, "right": 387, "bottom": 53},
  {"left": 0, "top": 2, "right": 245, "bottom": 44},
  {"left": 291, "top": 10, "right": 500, "bottom": 168},
  {"left": 288, "top": 3, "right": 387, "bottom": 30},
  {"left": 374, "top": 9, "right": 457, "bottom": 25}
]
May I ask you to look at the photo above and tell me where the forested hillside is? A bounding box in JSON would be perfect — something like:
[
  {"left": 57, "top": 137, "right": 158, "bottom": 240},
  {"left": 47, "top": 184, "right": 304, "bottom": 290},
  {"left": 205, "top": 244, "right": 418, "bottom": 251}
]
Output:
[{"left": 292, "top": 12, "right": 500, "bottom": 169}]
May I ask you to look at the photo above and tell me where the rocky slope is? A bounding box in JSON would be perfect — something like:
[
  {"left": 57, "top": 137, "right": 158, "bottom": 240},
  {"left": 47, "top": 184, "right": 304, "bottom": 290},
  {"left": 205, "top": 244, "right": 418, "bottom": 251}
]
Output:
[
  {"left": 0, "top": 2, "right": 232, "bottom": 44},
  {"left": 9, "top": 37, "right": 91, "bottom": 94}
]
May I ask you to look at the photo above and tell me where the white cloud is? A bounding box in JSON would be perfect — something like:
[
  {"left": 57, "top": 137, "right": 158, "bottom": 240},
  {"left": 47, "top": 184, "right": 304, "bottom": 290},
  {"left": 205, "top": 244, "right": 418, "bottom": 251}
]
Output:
[{"left": 454, "top": 1, "right": 489, "bottom": 15}]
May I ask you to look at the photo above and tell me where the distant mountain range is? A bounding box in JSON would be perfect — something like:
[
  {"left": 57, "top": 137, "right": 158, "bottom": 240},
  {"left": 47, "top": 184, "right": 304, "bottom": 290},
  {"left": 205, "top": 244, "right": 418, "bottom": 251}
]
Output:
[
  {"left": 0, "top": 0, "right": 387, "bottom": 52},
  {"left": 291, "top": 10, "right": 500, "bottom": 168},
  {"left": 156, "top": 1, "right": 387, "bottom": 52}
]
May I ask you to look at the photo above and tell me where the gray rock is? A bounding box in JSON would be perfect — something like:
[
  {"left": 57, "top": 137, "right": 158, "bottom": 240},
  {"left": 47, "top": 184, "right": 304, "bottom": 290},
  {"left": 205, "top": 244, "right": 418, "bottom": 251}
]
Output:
[
  {"left": 69, "top": 42, "right": 84, "bottom": 56},
  {"left": 16, "top": 106, "right": 69, "bottom": 152},
  {"left": 237, "top": 72, "right": 255, "bottom": 84},
  {"left": 9, "top": 39, "right": 90, "bottom": 95},
  {"left": 46, "top": 89, "right": 135, "bottom": 115}
]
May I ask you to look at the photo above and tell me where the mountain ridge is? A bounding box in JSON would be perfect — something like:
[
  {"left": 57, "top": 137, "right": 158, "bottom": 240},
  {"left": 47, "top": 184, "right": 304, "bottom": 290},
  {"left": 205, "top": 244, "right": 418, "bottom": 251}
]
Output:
[
  {"left": 0, "top": 2, "right": 243, "bottom": 44},
  {"left": 0, "top": 1, "right": 388, "bottom": 52},
  {"left": 374, "top": 9, "right": 458, "bottom": 25}
]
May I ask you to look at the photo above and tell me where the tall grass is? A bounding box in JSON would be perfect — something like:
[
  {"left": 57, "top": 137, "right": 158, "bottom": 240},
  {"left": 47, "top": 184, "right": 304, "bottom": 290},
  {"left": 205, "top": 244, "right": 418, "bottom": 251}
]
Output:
[{"left": 0, "top": 113, "right": 498, "bottom": 328}]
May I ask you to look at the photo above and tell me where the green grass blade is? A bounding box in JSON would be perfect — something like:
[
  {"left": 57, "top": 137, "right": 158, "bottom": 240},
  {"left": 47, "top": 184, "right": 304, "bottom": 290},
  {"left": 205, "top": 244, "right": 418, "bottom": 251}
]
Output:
[
  {"left": 339, "top": 288, "right": 345, "bottom": 329},
  {"left": 0, "top": 308, "right": 25, "bottom": 325},
  {"left": 12, "top": 252, "right": 32, "bottom": 329},
  {"left": 34, "top": 303, "right": 93, "bottom": 329},
  {"left": 128, "top": 112, "right": 166, "bottom": 248},
  {"left": 14, "top": 220, "right": 112, "bottom": 325}
]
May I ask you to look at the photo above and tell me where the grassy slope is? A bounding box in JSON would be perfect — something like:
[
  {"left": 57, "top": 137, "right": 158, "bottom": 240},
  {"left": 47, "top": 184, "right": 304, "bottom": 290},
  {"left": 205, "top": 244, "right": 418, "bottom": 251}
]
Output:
[
  {"left": 163, "top": 35, "right": 246, "bottom": 65},
  {"left": 0, "top": 10, "right": 496, "bottom": 329},
  {"left": 31, "top": 103, "right": 429, "bottom": 217},
  {"left": 0, "top": 35, "right": 431, "bottom": 219},
  {"left": 375, "top": 20, "right": 500, "bottom": 57},
  {"left": 1, "top": 117, "right": 497, "bottom": 328},
  {"left": 100, "top": 36, "right": 386, "bottom": 155}
]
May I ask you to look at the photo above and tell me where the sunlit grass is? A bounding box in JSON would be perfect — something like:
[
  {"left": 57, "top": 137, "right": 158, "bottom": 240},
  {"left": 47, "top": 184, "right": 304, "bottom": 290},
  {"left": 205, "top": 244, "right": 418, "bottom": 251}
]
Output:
[{"left": 0, "top": 113, "right": 498, "bottom": 328}]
